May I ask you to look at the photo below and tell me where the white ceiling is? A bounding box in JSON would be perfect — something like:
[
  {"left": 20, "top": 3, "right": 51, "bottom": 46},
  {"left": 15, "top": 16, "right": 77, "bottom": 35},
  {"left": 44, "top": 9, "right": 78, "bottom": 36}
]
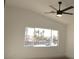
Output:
[{"left": 6, "top": 0, "right": 74, "bottom": 24}]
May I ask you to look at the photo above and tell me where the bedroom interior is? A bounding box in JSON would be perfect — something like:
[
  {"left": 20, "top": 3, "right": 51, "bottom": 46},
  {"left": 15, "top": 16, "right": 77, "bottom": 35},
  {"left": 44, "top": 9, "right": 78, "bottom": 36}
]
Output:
[{"left": 4, "top": 0, "right": 74, "bottom": 59}]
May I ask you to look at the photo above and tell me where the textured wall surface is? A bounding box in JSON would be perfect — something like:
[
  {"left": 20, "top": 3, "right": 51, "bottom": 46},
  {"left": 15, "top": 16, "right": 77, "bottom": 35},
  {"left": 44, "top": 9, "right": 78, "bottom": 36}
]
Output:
[{"left": 4, "top": 7, "right": 67, "bottom": 59}]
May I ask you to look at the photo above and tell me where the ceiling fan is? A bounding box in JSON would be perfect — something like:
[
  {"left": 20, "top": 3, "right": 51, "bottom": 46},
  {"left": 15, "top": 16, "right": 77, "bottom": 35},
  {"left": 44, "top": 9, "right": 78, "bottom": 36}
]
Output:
[{"left": 45, "top": 1, "right": 74, "bottom": 17}]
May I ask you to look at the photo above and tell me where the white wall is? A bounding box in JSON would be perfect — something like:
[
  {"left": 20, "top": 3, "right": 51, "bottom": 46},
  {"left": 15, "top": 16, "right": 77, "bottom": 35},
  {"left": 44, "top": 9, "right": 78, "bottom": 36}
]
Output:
[
  {"left": 4, "top": 7, "right": 67, "bottom": 59},
  {"left": 65, "top": 19, "right": 74, "bottom": 59}
]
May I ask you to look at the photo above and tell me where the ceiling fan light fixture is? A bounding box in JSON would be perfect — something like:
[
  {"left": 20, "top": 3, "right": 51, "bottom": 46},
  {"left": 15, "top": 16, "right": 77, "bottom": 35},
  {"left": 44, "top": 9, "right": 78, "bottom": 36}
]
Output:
[{"left": 57, "top": 14, "right": 62, "bottom": 17}]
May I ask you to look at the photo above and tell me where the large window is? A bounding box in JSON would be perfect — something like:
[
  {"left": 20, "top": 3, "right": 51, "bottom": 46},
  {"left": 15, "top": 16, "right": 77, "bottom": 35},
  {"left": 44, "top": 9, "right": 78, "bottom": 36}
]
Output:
[{"left": 24, "top": 27, "right": 59, "bottom": 47}]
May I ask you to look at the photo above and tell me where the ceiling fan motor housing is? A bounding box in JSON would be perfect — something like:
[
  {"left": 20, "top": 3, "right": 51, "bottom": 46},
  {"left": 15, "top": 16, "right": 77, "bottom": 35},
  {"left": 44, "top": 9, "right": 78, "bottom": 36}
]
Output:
[{"left": 57, "top": 11, "right": 62, "bottom": 15}]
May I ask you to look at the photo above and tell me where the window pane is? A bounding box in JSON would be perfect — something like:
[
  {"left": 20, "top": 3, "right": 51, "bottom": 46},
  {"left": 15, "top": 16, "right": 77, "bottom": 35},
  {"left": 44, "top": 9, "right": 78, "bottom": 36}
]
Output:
[{"left": 24, "top": 27, "right": 59, "bottom": 47}]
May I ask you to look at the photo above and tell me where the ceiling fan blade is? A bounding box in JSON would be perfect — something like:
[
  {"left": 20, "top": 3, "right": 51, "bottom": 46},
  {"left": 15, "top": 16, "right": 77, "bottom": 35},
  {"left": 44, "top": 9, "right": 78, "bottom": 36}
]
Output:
[
  {"left": 61, "top": 6, "right": 74, "bottom": 12},
  {"left": 62, "top": 12, "right": 73, "bottom": 15},
  {"left": 49, "top": 5, "right": 57, "bottom": 11},
  {"left": 45, "top": 11, "right": 56, "bottom": 14}
]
